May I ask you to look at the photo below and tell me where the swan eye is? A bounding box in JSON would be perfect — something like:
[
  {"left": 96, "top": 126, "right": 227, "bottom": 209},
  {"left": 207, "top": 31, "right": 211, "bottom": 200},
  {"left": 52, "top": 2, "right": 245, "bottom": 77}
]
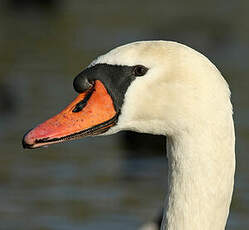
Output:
[{"left": 133, "top": 65, "right": 148, "bottom": 77}]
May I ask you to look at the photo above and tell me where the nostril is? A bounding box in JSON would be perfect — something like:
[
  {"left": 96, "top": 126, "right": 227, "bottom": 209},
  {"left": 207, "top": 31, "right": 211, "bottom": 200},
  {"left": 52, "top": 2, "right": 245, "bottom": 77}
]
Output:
[
  {"left": 72, "top": 100, "right": 87, "bottom": 113},
  {"left": 73, "top": 76, "right": 93, "bottom": 93},
  {"left": 72, "top": 87, "right": 95, "bottom": 113}
]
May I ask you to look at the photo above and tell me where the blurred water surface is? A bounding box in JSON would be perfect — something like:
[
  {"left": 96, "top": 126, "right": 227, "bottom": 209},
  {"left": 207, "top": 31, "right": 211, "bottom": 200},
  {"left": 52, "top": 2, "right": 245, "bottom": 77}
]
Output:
[{"left": 0, "top": 0, "right": 248, "bottom": 229}]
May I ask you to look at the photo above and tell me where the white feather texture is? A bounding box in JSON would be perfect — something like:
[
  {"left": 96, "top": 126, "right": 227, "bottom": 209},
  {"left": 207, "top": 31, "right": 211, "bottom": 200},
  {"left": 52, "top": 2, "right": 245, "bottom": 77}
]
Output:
[{"left": 92, "top": 41, "right": 235, "bottom": 230}]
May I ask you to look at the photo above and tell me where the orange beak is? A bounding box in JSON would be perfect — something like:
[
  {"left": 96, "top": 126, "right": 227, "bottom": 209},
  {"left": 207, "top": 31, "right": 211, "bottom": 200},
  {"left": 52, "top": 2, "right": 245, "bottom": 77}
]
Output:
[{"left": 22, "top": 80, "right": 117, "bottom": 149}]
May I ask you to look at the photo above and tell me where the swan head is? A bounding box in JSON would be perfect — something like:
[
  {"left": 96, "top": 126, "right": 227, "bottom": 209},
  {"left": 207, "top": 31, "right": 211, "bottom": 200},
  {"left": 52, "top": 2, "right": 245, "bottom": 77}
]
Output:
[{"left": 22, "top": 41, "right": 232, "bottom": 148}]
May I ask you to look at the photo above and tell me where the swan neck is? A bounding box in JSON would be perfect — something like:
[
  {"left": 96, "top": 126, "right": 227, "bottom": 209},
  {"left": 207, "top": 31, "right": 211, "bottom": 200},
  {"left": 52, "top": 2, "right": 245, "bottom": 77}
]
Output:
[{"left": 162, "top": 127, "right": 235, "bottom": 230}]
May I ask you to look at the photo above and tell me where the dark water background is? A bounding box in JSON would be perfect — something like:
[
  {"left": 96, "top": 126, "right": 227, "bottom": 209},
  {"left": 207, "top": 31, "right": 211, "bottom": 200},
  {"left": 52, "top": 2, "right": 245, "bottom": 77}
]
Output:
[{"left": 0, "top": 0, "right": 248, "bottom": 229}]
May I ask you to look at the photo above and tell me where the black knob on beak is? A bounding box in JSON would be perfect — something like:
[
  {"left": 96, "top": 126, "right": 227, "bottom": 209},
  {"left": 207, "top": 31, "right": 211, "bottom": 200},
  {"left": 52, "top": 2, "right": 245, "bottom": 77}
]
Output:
[{"left": 73, "top": 75, "right": 93, "bottom": 93}]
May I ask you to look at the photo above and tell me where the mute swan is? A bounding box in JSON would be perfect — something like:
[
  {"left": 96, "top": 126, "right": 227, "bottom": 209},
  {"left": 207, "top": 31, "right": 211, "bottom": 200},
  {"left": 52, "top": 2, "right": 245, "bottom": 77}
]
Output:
[{"left": 22, "top": 41, "right": 235, "bottom": 230}]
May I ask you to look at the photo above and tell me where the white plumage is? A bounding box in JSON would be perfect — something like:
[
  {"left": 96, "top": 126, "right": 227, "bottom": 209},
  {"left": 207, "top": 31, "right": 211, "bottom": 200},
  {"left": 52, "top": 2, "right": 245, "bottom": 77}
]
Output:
[{"left": 93, "top": 41, "right": 235, "bottom": 230}]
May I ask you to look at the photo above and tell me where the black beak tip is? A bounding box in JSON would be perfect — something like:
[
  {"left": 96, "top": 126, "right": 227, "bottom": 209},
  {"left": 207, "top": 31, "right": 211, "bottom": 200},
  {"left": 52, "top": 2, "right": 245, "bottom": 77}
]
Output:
[{"left": 22, "top": 131, "right": 33, "bottom": 149}]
